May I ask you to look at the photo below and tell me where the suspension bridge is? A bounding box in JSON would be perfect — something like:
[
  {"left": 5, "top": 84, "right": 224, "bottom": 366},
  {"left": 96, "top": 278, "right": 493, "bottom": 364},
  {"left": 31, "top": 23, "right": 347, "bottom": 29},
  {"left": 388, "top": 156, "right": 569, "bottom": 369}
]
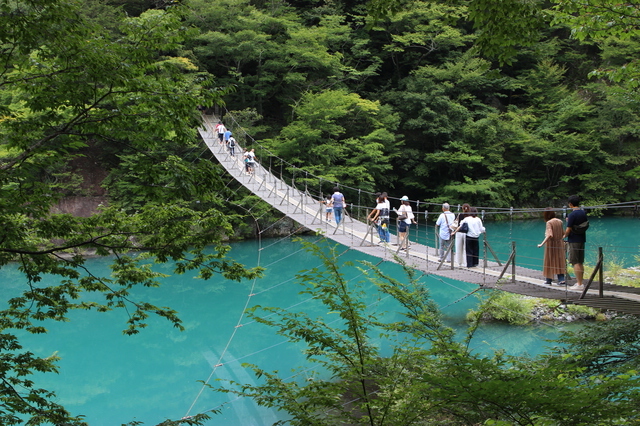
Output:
[{"left": 199, "top": 114, "right": 640, "bottom": 316}]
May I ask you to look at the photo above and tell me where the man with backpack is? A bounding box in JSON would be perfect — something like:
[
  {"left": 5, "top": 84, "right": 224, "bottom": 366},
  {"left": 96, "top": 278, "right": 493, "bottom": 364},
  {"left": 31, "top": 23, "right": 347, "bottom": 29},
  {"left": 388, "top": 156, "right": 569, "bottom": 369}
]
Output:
[
  {"left": 565, "top": 194, "right": 589, "bottom": 290},
  {"left": 435, "top": 202, "right": 456, "bottom": 262},
  {"left": 228, "top": 136, "right": 236, "bottom": 156}
]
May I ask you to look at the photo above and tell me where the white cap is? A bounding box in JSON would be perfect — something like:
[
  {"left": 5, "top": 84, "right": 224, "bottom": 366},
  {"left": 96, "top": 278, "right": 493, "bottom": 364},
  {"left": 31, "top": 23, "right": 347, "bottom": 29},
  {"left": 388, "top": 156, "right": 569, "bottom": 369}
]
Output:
[{"left": 400, "top": 195, "right": 409, "bottom": 201}]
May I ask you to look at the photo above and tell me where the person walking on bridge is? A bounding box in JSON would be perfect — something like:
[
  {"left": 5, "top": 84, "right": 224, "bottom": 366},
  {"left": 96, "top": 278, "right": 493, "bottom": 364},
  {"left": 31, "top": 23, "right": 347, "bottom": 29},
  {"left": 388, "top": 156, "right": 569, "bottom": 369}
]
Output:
[
  {"left": 538, "top": 208, "right": 566, "bottom": 286},
  {"left": 244, "top": 148, "right": 256, "bottom": 174},
  {"left": 368, "top": 193, "right": 390, "bottom": 244},
  {"left": 331, "top": 187, "right": 346, "bottom": 225},
  {"left": 323, "top": 195, "right": 333, "bottom": 222},
  {"left": 565, "top": 195, "right": 588, "bottom": 290},
  {"left": 396, "top": 196, "right": 414, "bottom": 250},
  {"left": 216, "top": 121, "right": 226, "bottom": 145},
  {"left": 227, "top": 135, "right": 236, "bottom": 156},
  {"left": 435, "top": 203, "right": 455, "bottom": 262},
  {"left": 224, "top": 129, "right": 232, "bottom": 147}
]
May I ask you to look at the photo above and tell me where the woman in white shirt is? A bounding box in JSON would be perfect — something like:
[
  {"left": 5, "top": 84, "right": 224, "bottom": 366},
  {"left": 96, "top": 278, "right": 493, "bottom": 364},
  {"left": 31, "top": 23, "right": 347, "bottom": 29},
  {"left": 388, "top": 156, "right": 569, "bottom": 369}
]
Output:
[
  {"left": 460, "top": 207, "right": 485, "bottom": 267},
  {"left": 396, "top": 196, "right": 415, "bottom": 250},
  {"left": 453, "top": 203, "right": 470, "bottom": 267}
]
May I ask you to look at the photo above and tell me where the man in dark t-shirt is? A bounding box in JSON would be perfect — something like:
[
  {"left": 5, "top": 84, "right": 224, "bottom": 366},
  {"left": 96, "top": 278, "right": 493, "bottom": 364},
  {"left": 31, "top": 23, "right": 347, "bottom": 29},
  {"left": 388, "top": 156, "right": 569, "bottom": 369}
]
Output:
[{"left": 564, "top": 195, "right": 588, "bottom": 290}]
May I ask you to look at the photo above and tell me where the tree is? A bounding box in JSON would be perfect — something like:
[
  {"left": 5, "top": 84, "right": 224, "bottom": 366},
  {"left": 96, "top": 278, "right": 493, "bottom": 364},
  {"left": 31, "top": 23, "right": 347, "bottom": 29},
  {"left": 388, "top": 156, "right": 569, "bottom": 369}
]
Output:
[
  {"left": 262, "top": 89, "right": 401, "bottom": 191},
  {"left": 0, "top": 0, "right": 259, "bottom": 423},
  {"left": 185, "top": 0, "right": 376, "bottom": 120}
]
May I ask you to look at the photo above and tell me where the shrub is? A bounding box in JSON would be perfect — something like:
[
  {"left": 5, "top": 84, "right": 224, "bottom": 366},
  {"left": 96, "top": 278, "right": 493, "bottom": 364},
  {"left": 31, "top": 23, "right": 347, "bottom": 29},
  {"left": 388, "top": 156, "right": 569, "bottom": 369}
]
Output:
[{"left": 467, "top": 292, "right": 534, "bottom": 325}]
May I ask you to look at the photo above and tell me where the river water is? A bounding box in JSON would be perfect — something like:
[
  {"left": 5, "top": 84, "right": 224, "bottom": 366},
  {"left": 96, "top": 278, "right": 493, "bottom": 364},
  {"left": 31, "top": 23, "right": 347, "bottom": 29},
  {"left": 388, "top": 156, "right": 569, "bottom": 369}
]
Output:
[{"left": 1, "top": 216, "right": 638, "bottom": 425}]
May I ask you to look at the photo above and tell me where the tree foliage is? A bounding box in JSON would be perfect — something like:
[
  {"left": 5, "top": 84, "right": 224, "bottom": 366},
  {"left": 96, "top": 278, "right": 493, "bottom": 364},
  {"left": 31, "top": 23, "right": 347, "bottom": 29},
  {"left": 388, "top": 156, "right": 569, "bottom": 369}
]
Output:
[
  {"left": 0, "top": 0, "right": 259, "bottom": 424},
  {"left": 261, "top": 89, "right": 401, "bottom": 191}
]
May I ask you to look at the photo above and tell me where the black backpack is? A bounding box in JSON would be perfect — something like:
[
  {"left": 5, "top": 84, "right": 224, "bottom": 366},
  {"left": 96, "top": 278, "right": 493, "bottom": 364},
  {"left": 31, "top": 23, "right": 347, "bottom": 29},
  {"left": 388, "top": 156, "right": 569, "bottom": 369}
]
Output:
[{"left": 572, "top": 220, "right": 590, "bottom": 235}]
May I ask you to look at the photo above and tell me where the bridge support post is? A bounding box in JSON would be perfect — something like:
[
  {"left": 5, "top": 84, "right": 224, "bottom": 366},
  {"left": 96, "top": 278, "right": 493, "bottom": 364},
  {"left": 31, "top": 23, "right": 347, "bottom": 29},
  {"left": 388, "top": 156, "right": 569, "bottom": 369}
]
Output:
[
  {"left": 497, "top": 241, "right": 516, "bottom": 283},
  {"left": 436, "top": 239, "right": 454, "bottom": 270},
  {"left": 511, "top": 241, "right": 516, "bottom": 283},
  {"left": 599, "top": 246, "right": 604, "bottom": 297},
  {"left": 483, "top": 236, "right": 502, "bottom": 266},
  {"left": 580, "top": 247, "right": 604, "bottom": 300}
]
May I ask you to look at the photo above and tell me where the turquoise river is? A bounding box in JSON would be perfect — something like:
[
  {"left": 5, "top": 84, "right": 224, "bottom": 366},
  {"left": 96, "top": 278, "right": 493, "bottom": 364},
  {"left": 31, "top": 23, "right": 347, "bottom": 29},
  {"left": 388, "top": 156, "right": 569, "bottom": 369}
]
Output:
[{"left": 1, "top": 216, "right": 639, "bottom": 425}]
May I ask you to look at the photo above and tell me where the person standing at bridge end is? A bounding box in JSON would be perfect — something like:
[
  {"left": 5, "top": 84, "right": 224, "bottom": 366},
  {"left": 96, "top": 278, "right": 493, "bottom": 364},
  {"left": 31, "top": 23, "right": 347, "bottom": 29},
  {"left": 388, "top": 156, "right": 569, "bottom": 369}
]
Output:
[
  {"left": 454, "top": 203, "right": 471, "bottom": 267},
  {"left": 331, "top": 187, "right": 346, "bottom": 225},
  {"left": 435, "top": 203, "right": 455, "bottom": 262},
  {"left": 565, "top": 195, "right": 588, "bottom": 290},
  {"left": 538, "top": 208, "right": 566, "bottom": 286}
]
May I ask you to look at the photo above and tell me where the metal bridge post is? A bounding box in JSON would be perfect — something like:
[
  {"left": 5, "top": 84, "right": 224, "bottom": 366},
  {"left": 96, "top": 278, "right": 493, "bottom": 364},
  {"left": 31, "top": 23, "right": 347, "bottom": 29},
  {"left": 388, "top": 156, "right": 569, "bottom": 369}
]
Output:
[
  {"left": 436, "top": 238, "right": 454, "bottom": 270},
  {"left": 483, "top": 238, "right": 487, "bottom": 287},
  {"left": 599, "top": 246, "right": 604, "bottom": 297},
  {"left": 581, "top": 247, "right": 604, "bottom": 300},
  {"left": 511, "top": 241, "right": 516, "bottom": 283},
  {"left": 497, "top": 241, "right": 516, "bottom": 283}
]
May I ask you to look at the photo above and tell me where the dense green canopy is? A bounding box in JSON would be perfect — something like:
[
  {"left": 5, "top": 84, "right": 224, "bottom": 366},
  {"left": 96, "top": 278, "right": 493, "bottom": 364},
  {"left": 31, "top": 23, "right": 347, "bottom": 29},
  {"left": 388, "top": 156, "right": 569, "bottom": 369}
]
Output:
[{"left": 185, "top": 0, "right": 640, "bottom": 207}]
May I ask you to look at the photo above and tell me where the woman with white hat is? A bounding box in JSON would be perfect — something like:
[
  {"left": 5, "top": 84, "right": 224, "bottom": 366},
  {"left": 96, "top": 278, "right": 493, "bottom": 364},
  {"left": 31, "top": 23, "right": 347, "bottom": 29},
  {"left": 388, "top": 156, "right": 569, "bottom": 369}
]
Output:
[{"left": 396, "top": 196, "right": 414, "bottom": 250}]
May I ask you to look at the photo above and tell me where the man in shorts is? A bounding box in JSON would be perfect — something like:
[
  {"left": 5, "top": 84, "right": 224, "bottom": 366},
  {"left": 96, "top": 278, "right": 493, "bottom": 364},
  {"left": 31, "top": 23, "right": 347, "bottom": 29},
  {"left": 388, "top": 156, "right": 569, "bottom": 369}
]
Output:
[{"left": 564, "top": 194, "right": 588, "bottom": 290}]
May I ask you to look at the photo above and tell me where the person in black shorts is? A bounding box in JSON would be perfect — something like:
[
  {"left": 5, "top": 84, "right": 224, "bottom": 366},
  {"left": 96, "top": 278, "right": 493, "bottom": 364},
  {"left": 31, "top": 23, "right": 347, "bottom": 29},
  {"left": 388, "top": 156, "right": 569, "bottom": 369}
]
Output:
[{"left": 564, "top": 195, "right": 588, "bottom": 290}]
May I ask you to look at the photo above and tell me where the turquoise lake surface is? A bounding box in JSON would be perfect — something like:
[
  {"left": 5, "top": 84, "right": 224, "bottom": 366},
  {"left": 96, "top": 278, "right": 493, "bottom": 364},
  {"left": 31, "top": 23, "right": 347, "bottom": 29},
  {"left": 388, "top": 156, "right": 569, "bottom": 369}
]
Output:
[{"left": 1, "top": 216, "right": 638, "bottom": 425}]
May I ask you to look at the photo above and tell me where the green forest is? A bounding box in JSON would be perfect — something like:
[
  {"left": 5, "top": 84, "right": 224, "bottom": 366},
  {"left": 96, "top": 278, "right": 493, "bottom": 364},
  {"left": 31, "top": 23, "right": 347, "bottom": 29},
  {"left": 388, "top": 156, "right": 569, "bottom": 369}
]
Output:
[
  {"left": 2, "top": 0, "right": 640, "bottom": 424},
  {"left": 181, "top": 0, "right": 640, "bottom": 208}
]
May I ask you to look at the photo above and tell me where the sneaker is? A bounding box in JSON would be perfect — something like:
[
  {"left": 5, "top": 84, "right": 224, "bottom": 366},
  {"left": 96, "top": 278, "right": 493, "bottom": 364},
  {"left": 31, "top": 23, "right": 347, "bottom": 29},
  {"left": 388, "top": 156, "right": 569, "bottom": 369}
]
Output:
[{"left": 568, "top": 284, "right": 584, "bottom": 290}]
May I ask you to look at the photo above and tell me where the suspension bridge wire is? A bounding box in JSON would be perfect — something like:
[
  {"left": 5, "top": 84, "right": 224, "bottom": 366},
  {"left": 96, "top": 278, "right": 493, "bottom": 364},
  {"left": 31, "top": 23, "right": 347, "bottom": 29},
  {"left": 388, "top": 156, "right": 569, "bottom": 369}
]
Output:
[
  {"left": 254, "top": 287, "right": 567, "bottom": 422},
  {"left": 138, "top": 114, "right": 591, "bottom": 422},
  {"left": 183, "top": 206, "right": 266, "bottom": 419},
  {"left": 184, "top": 243, "right": 390, "bottom": 419},
  {"left": 198, "top": 277, "right": 404, "bottom": 417}
]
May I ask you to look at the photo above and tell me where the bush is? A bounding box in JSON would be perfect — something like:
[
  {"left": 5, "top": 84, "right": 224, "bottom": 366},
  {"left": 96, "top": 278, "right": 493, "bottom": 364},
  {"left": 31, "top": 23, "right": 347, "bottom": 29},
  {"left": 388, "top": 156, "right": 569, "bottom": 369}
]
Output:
[{"left": 467, "top": 292, "right": 534, "bottom": 325}]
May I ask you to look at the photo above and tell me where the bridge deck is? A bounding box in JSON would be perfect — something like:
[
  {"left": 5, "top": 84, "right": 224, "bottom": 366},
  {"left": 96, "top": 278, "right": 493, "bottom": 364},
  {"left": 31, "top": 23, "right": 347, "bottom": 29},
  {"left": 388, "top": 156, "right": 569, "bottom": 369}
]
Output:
[{"left": 199, "top": 115, "right": 640, "bottom": 316}]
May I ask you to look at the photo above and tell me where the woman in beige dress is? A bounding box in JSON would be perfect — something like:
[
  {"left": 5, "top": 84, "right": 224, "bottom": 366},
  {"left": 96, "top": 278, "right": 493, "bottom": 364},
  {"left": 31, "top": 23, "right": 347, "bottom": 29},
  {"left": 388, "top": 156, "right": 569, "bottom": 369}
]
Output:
[{"left": 537, "top": 208, "right": 566, "bottom": 285}]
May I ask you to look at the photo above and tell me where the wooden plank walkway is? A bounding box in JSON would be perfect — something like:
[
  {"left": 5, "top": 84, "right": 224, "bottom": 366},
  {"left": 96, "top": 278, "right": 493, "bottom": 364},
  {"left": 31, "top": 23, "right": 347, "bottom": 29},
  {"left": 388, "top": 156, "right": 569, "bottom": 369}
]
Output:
[{"left": 199, "top": 115, "right": 640, "bottom": 316}]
